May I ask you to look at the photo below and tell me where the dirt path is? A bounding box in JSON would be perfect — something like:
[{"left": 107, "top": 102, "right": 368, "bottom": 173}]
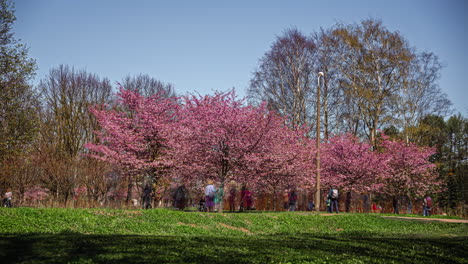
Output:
[{"left": 382, "top": 216, "right": 468, "bottom": 223}]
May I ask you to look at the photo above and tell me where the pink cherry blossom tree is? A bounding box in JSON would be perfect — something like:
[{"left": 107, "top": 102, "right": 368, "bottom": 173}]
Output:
[
  {"left": 237, "top": 125, "right": 316, "bottom": 209},
  {"left": 85, "top": 88, "right": 180, "bottom": 204},
  {"left": 85, "top": 87, "right": 441, "bottom": 213},
  {"left": 86, "top": 88, "right": 315, "bottom": 210},
  {"left": 322, "top": 133, "right": 388, "bottom": 212},
  {"left": 172, "top": 90, "right": 315, "bottom": 210},
  {"left": 377, "top": 134, "right": 441, "bottom": 212}
]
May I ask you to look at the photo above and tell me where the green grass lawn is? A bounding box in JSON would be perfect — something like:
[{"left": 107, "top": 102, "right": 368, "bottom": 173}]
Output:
[{"left": 0, "top": 208, "right": 466, "bottom": 263}]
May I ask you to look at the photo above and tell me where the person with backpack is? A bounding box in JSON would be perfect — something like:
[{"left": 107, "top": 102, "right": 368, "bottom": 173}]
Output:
[
  {"left": 423, "top": 196, "right": 433, "bottom": 216},
  {"left": 329, "top": 187, "right": 339, "bottom": 213},
  {"left": 205, "top": 180, "right": 216, "bottom": 212}
]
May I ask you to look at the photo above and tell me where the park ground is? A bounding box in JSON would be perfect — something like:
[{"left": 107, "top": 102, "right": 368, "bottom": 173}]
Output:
[{"left": 0, "top": 208, "right": 467, "bottom": 263}]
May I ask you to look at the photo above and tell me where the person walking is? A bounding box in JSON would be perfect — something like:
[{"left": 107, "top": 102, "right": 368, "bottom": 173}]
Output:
[
  {"left": 240, "top": 185, "right": 253, "bottom": 211},
  {"left": 283, "top": 189, "right": 289, "bottom": 211},
  {"left": 228, "top": 181, "right": 237, "bottom": 212},
  {"left": 329, "top": 187, "right": 339, "bottom": 213},
  {"left": 423, "top": 196, "right": 432, "bottom": 216},
  {"left": 214, "top": 185, "right": 224, "bottom": 212},
  {"left": 288, "top": 187, "right": 298, "bottom": 211},
  {"left": 205, "top": 180, "right": 216, "bottom": 212}
]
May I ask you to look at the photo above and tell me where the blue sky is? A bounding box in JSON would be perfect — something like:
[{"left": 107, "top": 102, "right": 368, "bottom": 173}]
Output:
[{"left": 14, "top": 0, "right": 468, "bottom": 113}]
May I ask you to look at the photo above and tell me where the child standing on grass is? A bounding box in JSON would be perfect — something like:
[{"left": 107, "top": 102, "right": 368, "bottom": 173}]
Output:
[{"left": 326, "top": 195, "right": 332, "bottom": 213}]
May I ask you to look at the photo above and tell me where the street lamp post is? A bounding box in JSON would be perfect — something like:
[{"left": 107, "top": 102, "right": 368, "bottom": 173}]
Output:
[{"left": 315, "top": 72, "right": 324, "bottom": 212}]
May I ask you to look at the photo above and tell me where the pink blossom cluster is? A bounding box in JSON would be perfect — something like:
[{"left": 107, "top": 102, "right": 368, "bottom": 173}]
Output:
[
  {"left": 106, "top": 188, "right": 128, "bottom": 200},
  {"left": 321, "top": 133, "right": 439, "bottom": 197},
  {"left": 73, "top": 186, "right": 87, "bottom": 199},
  {"left": 24, "top": 186, "right": 50, "bottom": 202},
  {"left": 377, "top": 133, "right": 439, "bottom": 197}
]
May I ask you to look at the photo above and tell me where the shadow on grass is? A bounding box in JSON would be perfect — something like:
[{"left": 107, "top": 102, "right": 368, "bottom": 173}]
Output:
[{"left": 0, "top": 232, "right": 466, "bottom": 264}]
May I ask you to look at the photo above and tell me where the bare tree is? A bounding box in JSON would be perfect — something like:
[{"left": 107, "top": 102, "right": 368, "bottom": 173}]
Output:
[
  {"left": 78, "top": 157, "right": 114, "bottom": 206},
  {"left": 249, "top": 19, "right": 450, "bottom": 147},
  {"left": 312, "top": 28, "right": 355, "bottom": 139},
  {"left": 121, "top": 73, "right": 175, "bottom": 98},
  {"left": 396, "top": 52, "right": 452, "bottom": 143},
  {"left": 36, "top": 65, "right": 113, "bottom": 204},
  {"left": 248, "top": 28, "right": 316, "bottom": 128}
]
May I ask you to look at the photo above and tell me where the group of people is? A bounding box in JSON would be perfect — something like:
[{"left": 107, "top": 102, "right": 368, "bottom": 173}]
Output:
[
  {"left": 283, "top": 187, "right": 338, "bottom": 213},
  {"left": 202, "top": 180, "right": 253, "bottom": 212},
  {"left": 201, "top": 183, "right": 338, "bottom": 213},
  {"left": 324, "top": 189, "right": 434, "bottom": 216},
  {"left": 283, "top": 187, "right": 311, "bottom": 211},
  {"left": 1, "top": 184, "right": 435, "bottom": 216},
  {"left": 203, "top": 180, "right": 223, "bottom": 212},
  {"left": 138, "top": 183, "right": 437, "bottom": 215}
]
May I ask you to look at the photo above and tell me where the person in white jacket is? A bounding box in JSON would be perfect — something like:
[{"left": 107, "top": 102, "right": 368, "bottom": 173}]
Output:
[{"left": 205, "top": 180, "right": 216, "bottom": 212}]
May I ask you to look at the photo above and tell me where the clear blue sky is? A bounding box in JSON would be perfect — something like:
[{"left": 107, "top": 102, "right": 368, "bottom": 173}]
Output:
[{"left": 14, "top": 0, "right": 468, "bottom": 114}]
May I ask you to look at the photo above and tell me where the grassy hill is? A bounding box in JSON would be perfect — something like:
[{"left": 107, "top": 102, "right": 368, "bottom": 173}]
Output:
[{"left": 0, "top": 208, "right": 467, "bottom": 263}]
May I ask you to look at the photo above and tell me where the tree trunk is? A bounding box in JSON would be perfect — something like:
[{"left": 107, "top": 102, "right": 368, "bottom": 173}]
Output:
[
  {"left": 406, "top": 195, "right": 413, "bottom": 214},
  {"left": 406, "top": 193, "right": 413, "bottom": 214},
  {"left": 363, "top": 194, "right": 370, "bottom": 213},
  {"left": 273, "top": 188, "right": 278, "bottom": 211},
  {"left": 345, "top": 191, "right": 352, "bottom": 212},
  {"left": 392, "top": 196, "right": 400, "bottom": 214},
  {"left": 126, "top": 177, "right": 133, "bottom": 206}
]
